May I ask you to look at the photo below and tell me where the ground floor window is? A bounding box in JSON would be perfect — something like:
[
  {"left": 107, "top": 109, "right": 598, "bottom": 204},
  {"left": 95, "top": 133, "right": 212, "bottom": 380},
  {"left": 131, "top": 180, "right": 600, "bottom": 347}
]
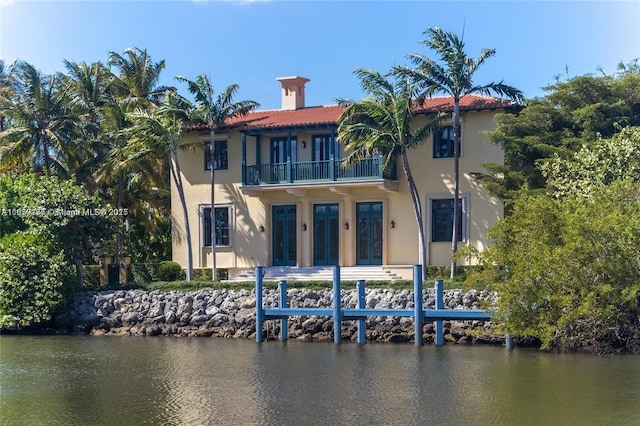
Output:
[
  {"left": 202, "top": 206, "right": 231, "bottom": 246},
  {"left": 429, "top": 197, "right": 465, "bottom": 242}
]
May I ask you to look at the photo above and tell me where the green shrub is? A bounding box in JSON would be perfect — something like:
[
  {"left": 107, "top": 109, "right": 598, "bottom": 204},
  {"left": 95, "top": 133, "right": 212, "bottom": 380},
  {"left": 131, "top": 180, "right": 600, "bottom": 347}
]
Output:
[
  {"left": 193, "top": 268, "right": 228, "bottom": 281},
  {"left": 82, "top": 265, "right": 101, "bottom": 290},
  {"left": 476, "top": 181, "right": 640, "bottom": 351},
  {"left": 0, "top": 233, "right": 75, "bottom": 328},
  {"left": 157, "top": 261, "right": 185, "bottom": 282},
  {"left": 130, "top": 263, "right": 157, "bottom": 284}
]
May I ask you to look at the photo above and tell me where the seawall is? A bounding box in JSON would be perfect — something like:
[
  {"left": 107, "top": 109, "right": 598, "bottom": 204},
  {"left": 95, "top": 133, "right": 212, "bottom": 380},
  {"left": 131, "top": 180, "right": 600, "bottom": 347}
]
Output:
[{"left": 53, "top": 287, "right": 506, "bottom": 344}]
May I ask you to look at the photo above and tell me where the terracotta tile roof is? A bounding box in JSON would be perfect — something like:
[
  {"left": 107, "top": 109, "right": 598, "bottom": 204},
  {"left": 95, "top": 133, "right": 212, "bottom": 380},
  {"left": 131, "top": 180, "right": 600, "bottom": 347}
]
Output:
[
  {"left": 226, "top": 105, "right": 343, "bottom": 131},
  {"left": 414, "top": 94, "right": 517, "bottom": 114},
  {"left": 188, "top": 95, "right": 516, "bottom": 132}
]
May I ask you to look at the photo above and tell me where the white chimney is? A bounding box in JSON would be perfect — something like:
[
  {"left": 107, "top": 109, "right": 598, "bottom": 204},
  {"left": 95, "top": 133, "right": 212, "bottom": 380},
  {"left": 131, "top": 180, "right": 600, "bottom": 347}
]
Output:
[{"left": 276, "top": 76, "right": 310, "bottom": 110}]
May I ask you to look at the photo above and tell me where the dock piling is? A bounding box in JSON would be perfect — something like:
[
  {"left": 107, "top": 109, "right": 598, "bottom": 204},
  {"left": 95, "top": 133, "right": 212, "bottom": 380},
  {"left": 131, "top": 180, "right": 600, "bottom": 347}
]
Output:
[
  {"left": 333, "top": 265, "right": 342, "bottom": 344},
  {"left": 278, "top": 280, "right": 288, "bottom": 341},
  {"left": 255, "top": 266, "right": 264, "bottom": 343},
  {"left": 435, "top": 279, "right": 444, "bottom": 346},
  {"left": 356, "top": 280, "right": 366, "bottom": 344},
  {"left": 255, "top": 265, "right": 493, "bottom": 347},
  {"left": 413, "top": 265, "right": 423, "bottom": 347}
]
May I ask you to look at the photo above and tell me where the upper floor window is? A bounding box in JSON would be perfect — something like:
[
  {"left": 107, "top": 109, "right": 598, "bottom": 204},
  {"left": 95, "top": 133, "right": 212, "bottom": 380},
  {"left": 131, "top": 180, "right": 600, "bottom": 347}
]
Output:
[
  {"left": 202, "top": 206, "right": 231, "bottom": 247},
  {"left": 204, "top": 140, "right": 228, "bottom": 170},
  {"left": 433, "top": 126, "right": 455, "bottom": 158}
]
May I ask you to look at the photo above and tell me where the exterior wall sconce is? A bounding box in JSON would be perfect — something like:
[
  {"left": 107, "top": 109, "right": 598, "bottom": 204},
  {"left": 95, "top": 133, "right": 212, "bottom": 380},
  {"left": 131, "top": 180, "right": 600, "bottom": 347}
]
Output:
[
  {"left": 259, "top": 225, "right": 265, "bottom": 233},
  {"left": 302, "top": 223, "right": 307, "bottom": 231},
  {"left": 390, "top": 220, "right": 395, "bottom": 229},
  {"left": 301, "top": 140, "right": 306, "bottom": 148},
  {"left": 344, "top": 221, "right": 349, "bottom": 230}
]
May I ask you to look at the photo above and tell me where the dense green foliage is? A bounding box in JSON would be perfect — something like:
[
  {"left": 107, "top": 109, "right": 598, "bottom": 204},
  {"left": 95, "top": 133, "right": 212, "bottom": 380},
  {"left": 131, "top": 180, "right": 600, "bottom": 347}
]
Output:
[
  {"left": 0, "top": 174, "right": 113, "bottom": 326},
  {"left": 0, "top": 233, "right": 75, "bottom": 328},
  {"left": 480, "top": 62, "right": 640, "bottom": 204},
  {"left": 471, "top": 62, "right": 640, "bottom": 352},
  {"left": 0, "top": 173, "right": 113, "bottom": 281},
  {"left": 82, "top": 265, "right": 101, "bottom": 289},
  {"left": 470, "top": 181, "right": 640, "bottom": 352},
  {"left": 541, "top": 126, "right": 640, "bottom": 198},
  {"left": 16, "top": 174, "right": 114, "bottom": 264},
  {"left": 0, "top": 53, "right": 174, "bottom": 263}
]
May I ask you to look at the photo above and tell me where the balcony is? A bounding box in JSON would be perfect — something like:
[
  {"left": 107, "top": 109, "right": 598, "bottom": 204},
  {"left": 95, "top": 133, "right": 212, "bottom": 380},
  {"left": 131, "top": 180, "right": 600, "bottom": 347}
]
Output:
[{"left": 241, "top": 156, "right": 398, "bottom": 195}]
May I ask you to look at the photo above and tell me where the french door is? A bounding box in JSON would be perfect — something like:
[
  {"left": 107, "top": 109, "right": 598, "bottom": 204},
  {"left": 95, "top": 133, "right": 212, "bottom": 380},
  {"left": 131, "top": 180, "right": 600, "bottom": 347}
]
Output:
[
  {"left": 313, "top": 203, "right": 339, "bottom": 266},
  {"left": 272, "top": 205, "right": 297, "bottom": 266},
  {"left": 356, "top": 202, "right": 383, "bottom": 265}
]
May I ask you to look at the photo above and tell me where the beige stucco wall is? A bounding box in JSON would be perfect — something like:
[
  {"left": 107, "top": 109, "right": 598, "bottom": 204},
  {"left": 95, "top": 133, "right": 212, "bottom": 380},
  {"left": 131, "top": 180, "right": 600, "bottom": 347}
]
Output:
[{"left": 171, "top": 109, "right": 504, "bottom": 278}]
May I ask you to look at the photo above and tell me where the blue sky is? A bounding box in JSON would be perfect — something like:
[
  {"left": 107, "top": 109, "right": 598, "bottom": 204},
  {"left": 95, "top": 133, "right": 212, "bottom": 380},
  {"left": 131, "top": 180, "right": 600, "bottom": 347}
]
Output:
[{"left": 1, "top": 1, "right": 639, "bottom": 110}]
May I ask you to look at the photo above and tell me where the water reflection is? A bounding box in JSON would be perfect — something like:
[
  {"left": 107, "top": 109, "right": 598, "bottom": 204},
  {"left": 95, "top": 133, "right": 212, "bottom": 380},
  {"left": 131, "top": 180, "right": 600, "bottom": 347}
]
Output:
[{"left": 1, "top": 336, "right": 640, "bottom": 425}]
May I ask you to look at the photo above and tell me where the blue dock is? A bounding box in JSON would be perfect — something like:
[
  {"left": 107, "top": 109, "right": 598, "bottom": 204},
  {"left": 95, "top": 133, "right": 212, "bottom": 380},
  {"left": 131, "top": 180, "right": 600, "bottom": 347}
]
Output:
[{"left": 255, "top": 265, "right": 492, "bottom": 346}]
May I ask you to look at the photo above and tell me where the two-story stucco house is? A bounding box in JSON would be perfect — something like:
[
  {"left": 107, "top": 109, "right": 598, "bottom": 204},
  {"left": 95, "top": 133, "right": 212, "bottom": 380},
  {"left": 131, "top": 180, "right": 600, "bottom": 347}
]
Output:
[{"left": 171, "top": 76, "right": 515, "bottom": 279}]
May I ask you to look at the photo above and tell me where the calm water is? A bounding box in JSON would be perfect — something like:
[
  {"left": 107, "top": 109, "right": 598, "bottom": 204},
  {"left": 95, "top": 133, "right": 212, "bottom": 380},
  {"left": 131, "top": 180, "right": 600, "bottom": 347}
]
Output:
[{"left": 1, "top": 336, "right": 639, "bottom": 426}]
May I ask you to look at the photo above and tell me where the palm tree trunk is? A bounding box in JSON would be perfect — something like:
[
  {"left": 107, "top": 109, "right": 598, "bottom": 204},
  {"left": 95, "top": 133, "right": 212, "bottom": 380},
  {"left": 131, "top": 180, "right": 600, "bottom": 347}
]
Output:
[
  {"left": 114, "top": 168, "right": 124, "bottom": 272},
  {"left": 171, "top": 149, "right": 193, "bottom": 281},
  {"left": 43, "top": 131, "right": 51, "bottom": 174},
  {"left": 74, "top": 257, "right": 84, "bottom": 288},
  {"left": 451, "top": 99, "right": 461, "bottom": 279},
  {"left": 209, "top": 129, "right": 217, "bottom": 281},
  {"left": 401, "top": 151, "right": 427, "bottom": 278}
]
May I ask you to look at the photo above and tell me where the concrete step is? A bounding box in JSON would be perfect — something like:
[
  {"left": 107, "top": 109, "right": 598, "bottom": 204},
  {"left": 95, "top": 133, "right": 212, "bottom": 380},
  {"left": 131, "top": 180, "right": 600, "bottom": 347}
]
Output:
[{"left": 230, "top": 266, "right": 402, "bottom": 282}]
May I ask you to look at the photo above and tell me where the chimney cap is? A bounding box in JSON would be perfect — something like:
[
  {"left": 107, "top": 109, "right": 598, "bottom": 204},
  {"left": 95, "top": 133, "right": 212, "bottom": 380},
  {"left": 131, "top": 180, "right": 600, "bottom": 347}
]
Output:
[{"left": 276, "top": 76, "right": 310, "bottom": 84}]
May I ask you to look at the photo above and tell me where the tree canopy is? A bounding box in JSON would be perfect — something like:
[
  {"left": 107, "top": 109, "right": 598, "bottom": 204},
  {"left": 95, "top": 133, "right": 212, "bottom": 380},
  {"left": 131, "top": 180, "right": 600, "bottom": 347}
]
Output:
[{"left": 480, "top": 61, "right": 640, "bottom": 204}]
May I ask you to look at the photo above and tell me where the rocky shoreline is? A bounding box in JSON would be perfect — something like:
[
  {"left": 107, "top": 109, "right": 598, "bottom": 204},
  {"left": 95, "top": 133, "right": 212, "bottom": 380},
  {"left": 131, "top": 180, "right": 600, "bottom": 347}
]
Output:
[{"left": 46, "top": 287, "right": 514, "bottom": 345}]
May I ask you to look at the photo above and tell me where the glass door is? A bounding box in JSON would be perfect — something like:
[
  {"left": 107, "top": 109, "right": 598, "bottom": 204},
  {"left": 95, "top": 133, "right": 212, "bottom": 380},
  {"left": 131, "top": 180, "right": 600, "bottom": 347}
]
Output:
[
  {"left": 313, "top": 203, "right": 339, "bottom": 266},
  {"left": 272, "top": 205, "right": 297, "bottom": 266},
  {"left": 356, "top": 202, "right": 383, "bottom": 265}
]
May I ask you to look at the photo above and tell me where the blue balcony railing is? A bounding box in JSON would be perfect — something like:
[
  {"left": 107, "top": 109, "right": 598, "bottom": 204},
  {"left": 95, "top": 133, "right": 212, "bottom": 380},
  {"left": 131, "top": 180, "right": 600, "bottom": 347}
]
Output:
[{"left": 243, "top": 156, "right": 396, "bottom": 186}]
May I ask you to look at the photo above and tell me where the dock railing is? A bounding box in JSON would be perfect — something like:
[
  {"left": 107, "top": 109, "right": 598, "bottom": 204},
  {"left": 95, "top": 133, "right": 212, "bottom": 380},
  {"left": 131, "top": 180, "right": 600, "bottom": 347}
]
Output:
[{"left": 255, "top": 265, "right": 493, "bottom": 346}]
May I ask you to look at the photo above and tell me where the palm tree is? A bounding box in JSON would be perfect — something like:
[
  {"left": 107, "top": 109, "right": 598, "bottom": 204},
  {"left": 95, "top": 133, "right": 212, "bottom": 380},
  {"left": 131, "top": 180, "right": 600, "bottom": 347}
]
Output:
[
  {"left": 98, "top": 48, "right": 167, "bottom": 268},
  {"left": 0, "top": 61, "right": 79, "bottom": 177},
  {"left": 108, "top": 48, "right": 167, "bottom": 103},
  {"left": 0, "top": 59, "right": 18, "bottom": 132},
  {"left": 60, "top": 60, "right": 112, "bottom": 187},
  {"left": 176, "top": 74, "right": 259, "bottom": 281},
  {"left": 125, "top": 90, "right": 195, "bottom": 280},
  {"left": 396, "top": 27, "right": 523, "bottom": 278},
  {"left": 337, "top": 68, "right": 442, "bottom": 277}
]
